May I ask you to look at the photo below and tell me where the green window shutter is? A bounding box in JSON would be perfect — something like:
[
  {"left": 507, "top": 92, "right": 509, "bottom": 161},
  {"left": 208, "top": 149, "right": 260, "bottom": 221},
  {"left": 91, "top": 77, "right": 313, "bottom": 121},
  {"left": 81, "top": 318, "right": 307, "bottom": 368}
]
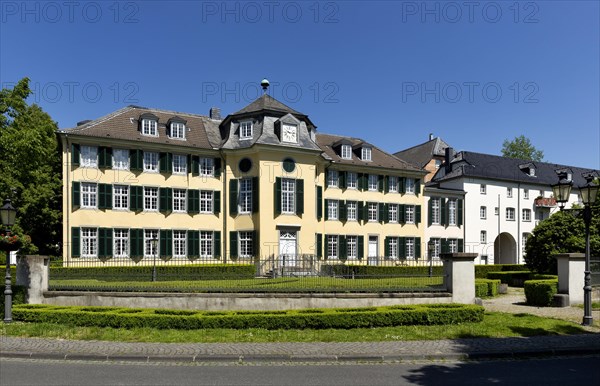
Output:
[
  {"left": 187, "top": 230, "right": 199, "bottom": 259},
  {"left": 457, "top": 199, "right": 463, "bottom": 226},
  {"left": 274, "top": 177, "right": 282, "bottom": 215},
  {"left": 71, "top": 227, "right": 80, "bottom": 257},
  {"left": 441, "top": 239, "right": 450, "bottom": 254},
  {"left": 214, "top": 158, "right": 222, "bottom": 178},
  {"left": 339, "top": 235, "right": 347, "bottom": 260},
  {"left": 135, "top": 186, "right": 144, "bottom": 211},
  {"left": 378, "top": 175, "right": 384, "bottom": 192},
  {"left": 229, "top": 231, "right": 238, "bottom": 260},
  {"left": 441, "top": 198, "right": 447, "bottom": 226},
  {"left": 98, "top": 184, "right": 112, "bottom": 210},
  {"left": 130, "top": 150, "right": 143, "bottom": 171},
  {"left": 415, "top": 205, "right": 422, "bottom": 224},
  {"left": 229, "top": 180, "right": 238, "bottom": 216},
  {"left": 295, "top": 179, "right": 304, "bottom": 215},
  {"left": 415, "top": 179, "right": 421, "bottom": 196},
  {"left": 458, "top": 239, "right": 464, "bottom": 253},
  {"left": 382, "top": 203, "right": 389, "bottom": 223},
  {"left": 214, "top": 231, "right": 221, "bottom": 259},
  {"left": 252, "top": 177, "right": 259, "bottom": 213},
  {"left": 159, "top": 152, "right": 169, "bottom": 173},
  {"left": 357, "top": 201, "right": 364, "bottom": 222},
  {"left": 252, "top": 230, "right": 259, "bottom": 257},
  {"left": 338, "top": 171, "right": 346, "bottom": 189},
  {"left": 98, "top": 228, "right": 112, "bottom": 258},
  {"left": 415, "top": 237, "right": 421, "bottom": 259},
  {"left": 99, "top": 147, "right": 113, "bottom": 169},
  {"left": 384, "top": 237, "right": 390, "bottom": 258},
  {"left": 428, "top": 199, "right": 434, "bottom": 226},
  {"left": 359, "top": 173, "right": 367, "bottom": 191},
  {"left": 399, "top": 204, "right": 406, "bottom": 224},
  {"left": 316, "top": 186, "right": 323, "bottom": 220},
  {"left": 213, "top": 191, "right": 221, "bottom": 214},
  {"left": 159, "top": 188, "right": 172, "bottom": 214},
  {"left": 316, "top": 233, "right": 322, "bottom": 258},
  {"left": 160, "top": 229, "right": 173, "bottom": 258},
  {"left": 399, "top": 237, "right": 406, "bottom": 259},
  {"left": 378, "top": 202, "right": 385, "bottom": 223},
  {"left": 339, "top": 200, "right": 347, "bottom": 223},
  {"left": 71, "top": 144, "right": 80, "bottom": 166},
  {"left": 324, "top": 235, "right": 330, "bottom": 259},
  {"left": 384, "top": 176, "right": 389, "bottom": 193},
  {"left": 72, "top": 182, "right": 80, "bottom": 209},
  {"left": 192, "top": 156, "right": 200, "bottom": 176},
  {"left": 324, "top": 199, "right": 329, "bottom": 221},
  {"left": 188, "top": 189, "right": 199, "bottom": 214},
  {"left": 358, "top": 236, "right": 364, "bottom": 259},
  {"left": 130, "top": 229, "right": 143, "bottom": 259},
  {"left": 399, "top": 177, "right": 406, "bottom": 194}
]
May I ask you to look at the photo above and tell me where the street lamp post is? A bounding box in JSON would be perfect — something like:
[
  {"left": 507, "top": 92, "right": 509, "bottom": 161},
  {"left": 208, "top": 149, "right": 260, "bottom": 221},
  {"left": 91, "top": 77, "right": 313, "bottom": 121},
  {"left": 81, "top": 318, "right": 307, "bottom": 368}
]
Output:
[
  {"left": 151, "top": 237, "right": 159, "bottom": 282},
  {"left": 1, "top": 198, "right": 17, "bottom": 324},
  {"left": 552, "top": 171, "right": 598, "bottom": 326}
]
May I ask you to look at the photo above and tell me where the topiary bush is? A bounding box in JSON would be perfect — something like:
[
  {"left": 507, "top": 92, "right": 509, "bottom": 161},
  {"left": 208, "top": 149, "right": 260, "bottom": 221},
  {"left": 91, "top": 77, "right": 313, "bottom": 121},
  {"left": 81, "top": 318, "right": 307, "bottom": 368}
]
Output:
[
  {"left": 524, "top": 279, "right": 558, "bottom": 307},
  {"left": 475, "top": 279, "right": 501, "bottom": 297}
]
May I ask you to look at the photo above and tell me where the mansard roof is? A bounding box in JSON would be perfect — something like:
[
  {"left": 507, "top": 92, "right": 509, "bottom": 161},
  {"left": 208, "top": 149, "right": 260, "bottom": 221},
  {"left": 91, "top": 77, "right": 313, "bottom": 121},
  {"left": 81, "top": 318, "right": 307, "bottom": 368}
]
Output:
[{"left": 394, "top": 137, "right": 450, "bottom": 168}]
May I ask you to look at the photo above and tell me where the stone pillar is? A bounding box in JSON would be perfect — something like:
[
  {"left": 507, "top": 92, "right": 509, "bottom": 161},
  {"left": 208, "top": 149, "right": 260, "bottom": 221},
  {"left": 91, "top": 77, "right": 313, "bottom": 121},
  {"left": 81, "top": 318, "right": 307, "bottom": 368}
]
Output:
[
  {"left": 16, "top": 255, "right": 49, "bottom": 304},
  {"left": 441, "top": 253, "right": 478, "bottom": 304},
  {"left": 554, "top": 253, "right": 585, "bottom": 305}
]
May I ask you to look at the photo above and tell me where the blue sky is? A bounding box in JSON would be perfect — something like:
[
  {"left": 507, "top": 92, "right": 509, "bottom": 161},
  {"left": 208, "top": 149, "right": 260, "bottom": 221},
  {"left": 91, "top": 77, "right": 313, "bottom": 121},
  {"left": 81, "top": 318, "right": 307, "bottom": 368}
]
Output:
[{"left": 1, "top": 1, "right": 598, "bottom": 169}]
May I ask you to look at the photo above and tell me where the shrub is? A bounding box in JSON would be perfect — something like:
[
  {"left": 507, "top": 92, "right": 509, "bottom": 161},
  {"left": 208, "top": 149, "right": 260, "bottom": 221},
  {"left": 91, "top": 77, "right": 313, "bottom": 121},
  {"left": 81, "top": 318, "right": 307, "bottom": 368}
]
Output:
[
  {"left": 474, "top": 264, "right": 527, "bottom": 279},
  {"left": 486, "top": 271, "right": 533, "bottom": 287},
  {"left": 524, "top": 279, "right": 558, "bottom": 307},
  {"left": 320, "top": 264, "right": 444, "bottom": 278},
  {"left": 0, "top": 284, "right": 27, "bottom": 310},
  {"left": 475, "top": 279, "right": 501, "bottom": 297}
]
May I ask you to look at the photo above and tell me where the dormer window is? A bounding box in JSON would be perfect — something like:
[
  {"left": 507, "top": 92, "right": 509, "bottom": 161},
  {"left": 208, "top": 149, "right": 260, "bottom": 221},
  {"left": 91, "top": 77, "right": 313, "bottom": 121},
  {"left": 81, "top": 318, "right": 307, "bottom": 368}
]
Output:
[
  {"left": 240, "top": 121, "right": 253, "bottom": 140},
  {"left": 169, "top": 122, "right": 186, "bottom": 140},
  {"left": 361, "top": 147, "right": 372, "bottom": 161},
  {"left": 529, "top": 168, "right": 535, "bottom": 177},
  {"left": 341, "top": 144, "right": 352, "bottom": 160},
  {"left": 142, "top": 119, "right": 158, "bottom": 137}
]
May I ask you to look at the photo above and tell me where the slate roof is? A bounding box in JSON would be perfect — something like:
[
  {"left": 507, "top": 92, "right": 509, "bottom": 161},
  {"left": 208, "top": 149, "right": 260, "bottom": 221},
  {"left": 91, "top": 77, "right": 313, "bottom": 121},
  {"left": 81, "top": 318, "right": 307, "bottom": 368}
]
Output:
[
  {"left": 394, "top": 137, "right": 450, "bottom": 168},
  {"left": 316, "top": 133, "right": 424, "bottom": 173},
  {"left": 60, "top": 105, "right": 221, "bottom": 150},
  {"left": 434, "top": 151, "right": 598, "bottom": 187},
  {"left": 233, "top": 94, "right": 302, "bottom": 115}
]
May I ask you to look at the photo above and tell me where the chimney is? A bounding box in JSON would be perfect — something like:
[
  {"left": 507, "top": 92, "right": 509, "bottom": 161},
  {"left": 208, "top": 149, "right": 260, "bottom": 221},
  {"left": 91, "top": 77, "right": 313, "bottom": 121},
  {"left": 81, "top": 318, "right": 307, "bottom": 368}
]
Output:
[
  {"left": 209, "top": 107, "right": 221, "bottom": 120},
  {"left": 429, "top": 133, "right": 434, "bottom": 141},
  {"left": 444, "top": 147, "right": 454, "bottom": 173}
]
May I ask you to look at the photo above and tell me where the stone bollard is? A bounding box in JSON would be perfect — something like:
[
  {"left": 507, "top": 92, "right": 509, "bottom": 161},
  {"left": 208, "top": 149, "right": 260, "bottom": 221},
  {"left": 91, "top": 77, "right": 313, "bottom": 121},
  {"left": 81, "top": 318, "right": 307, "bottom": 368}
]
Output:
[
  {"left": 16, "top": 255, "right": 49, "bottom": 304},
  {"left": 554, "top": 253, "right": 585, "bottom": 305},
  {"left": 441, "top": 253, "right": 478, "bottom": 304}
]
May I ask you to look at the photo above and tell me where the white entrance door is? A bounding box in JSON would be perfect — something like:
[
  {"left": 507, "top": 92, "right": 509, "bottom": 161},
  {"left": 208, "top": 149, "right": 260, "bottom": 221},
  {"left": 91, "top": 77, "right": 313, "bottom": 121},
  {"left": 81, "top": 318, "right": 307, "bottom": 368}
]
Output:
[
  {"left": 279, "top": 231, "right": 297, "bottom": 266},
  {"left": 368, "top": 236, "right": 378, "bottom": 265}
]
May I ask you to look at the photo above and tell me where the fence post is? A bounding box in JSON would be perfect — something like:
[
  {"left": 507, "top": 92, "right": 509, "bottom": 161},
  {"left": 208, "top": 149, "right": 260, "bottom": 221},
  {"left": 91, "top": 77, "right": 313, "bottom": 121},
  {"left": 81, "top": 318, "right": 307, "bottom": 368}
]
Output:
[
  {"left": 554, "top": 253, "right": 585, "bottom": 305},
  {"left": 16, "top": 255, "right": 49, "bottom": 304},
  {"left": 441, "top": 253, "right": 477, "bottom": 304}
]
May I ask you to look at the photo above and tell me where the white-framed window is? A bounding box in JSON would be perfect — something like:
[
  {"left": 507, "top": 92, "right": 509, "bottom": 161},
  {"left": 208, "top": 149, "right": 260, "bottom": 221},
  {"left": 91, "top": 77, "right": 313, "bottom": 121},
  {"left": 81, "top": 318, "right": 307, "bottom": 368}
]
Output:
[
  {"left": 506, "top": 207, "right": 515, "bottom": 221},
  {"left": 341, "top": 144, "right": 352, "bottom": 159},
  {"left": 480, "top": 206, "right": 487, "bottom": 219},
  {"left": 431, "top": 198, "right": 440, "bottom": 225},
  {"left": 522, "top": 208, "right": 531, "bottom": 222},
  {"left": 200, "top": 231, "right": 213, "bottom": 258},
  {"left": 346, "top": 236, "right": 357, "bottom": 259},
  {"left": 430, "top": 238, "right": 441, "bottom": 259},
  {"left": 507, "top": 187, "right": 513, "bottom": 198},
  {"left": 524, "top": 189, "right": 529, "bottom": 199},
  {"left": 170, "top": 122, "right": 185, "bottom": 139},
  {"left": 239, "top": 231, "right": 253, "bottom": 258},
  {"left": 200, "top": 158, "right": 214, "bottom": 176},
  {"left": 142, "top": 119, "right": 158, "bottom": 136},
  {"left": 240, "top": 121, "right": 253, "bottom": 139},
  {"left": 113, "top": 185, "right": 129, "bottom": 210},
  {"left": 448, "top": 199, "right": 457, "bottom": 226},
  {"left": 200, "top": 190, "right": 213, "bottom": 213},
  {"left": 143, "top": 152, "right": 159, "bottom": 173},
  {"left": 388, "top": 176, "right": 398, "bottom": 193},
  {"left": 239, "top": 178, "right": 252, "bottom": 214},
  {"left": 327, "top": 200, "right": 338, "bottom": 220},
  {"left": 347, "top": 172, "right": 357, "bottom": 189},
  {"left": 368, "top": 174, "right": 378, "bottom": 191},
  {"left": 281, "top": 178, "right": 295, "bottom": 214},
  {"left": 346, "top": 201, "right": 357, "bottom": 221},
  {"left": 388, "top": 238, "right": 398, "bottom": 259},
  {"left": 81, "top": 183, "right": 97, "bottom": 209},
  {"left": 406, "top": 238, "right": 415, "bottom": 259},
  {"left": 480, "top": 184, "right": 486, "bottom": 194},
  {"left": 144, "top": 229, "right": 159, "bottom": 258},
  {"left": 173, "top": 230, "right": 187, "bottom": 258},
  {"left": 388, "top": 204, "right": 398, "bottom": 223},
  {"left": 172, "top": 154, "right": 187, "bottom": 174},
  {"left": 448, "top": 239, "right": 458, "bottom": 253},
  {"left": 361, "top": 147, "right": 372, "bottom": 161},
  {"left": 113, "top": 229, "right": 129, "bottom": 258},
  {"left": 368, "top": 202, "right": 378, "bottom": 222},
  {"left": 480, "top": 231, "right": 487, "bottom": 244},
  {"left": 112, "top": 149, "right": 129, "bottom": 170},
  {"left": 81, "top": 228, "right": 97, "bottom": 258},
  {"left": 405, "top": 205, "right": 415, "bottom": 224},
  {"left": 80, "top": 145, "right": 98, "bottom": 168},
  {"left": 144, "top": 187, "right": 158, "bottom": 211},
  {"left": 327, "top": 235, "right": 338, "bottom": 259},
  {"left": 173, "top": 189, "right": 187, "bottom": 213},
  {"left": 405, "top": 178, "right": 415, "bottom": 194},
  {"left": 327, "top": 170, "right": 339, "bottom": 188}
]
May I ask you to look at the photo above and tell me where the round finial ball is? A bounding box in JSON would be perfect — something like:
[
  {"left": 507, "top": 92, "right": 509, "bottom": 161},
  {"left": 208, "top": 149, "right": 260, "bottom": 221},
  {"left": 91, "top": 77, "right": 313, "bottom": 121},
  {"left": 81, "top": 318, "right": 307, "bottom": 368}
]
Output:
[{"left": 261, "top": 78, "right": 270, "bottom": 90}]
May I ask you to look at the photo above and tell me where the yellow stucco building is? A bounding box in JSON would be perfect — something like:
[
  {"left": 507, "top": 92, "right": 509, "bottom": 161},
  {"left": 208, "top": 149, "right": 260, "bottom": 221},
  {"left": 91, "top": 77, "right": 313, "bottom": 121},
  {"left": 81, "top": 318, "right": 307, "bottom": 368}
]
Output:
[{"left": 59, "top": 93, "right": 427, "bottom": 268}]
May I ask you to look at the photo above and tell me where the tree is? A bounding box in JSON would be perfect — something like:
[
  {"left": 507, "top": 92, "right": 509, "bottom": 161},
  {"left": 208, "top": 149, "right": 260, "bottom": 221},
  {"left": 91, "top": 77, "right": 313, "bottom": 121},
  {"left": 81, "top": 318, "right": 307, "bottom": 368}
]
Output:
[
  {"left": 525, "top": 201, "right": 600, "bottom": 274},
  {"left": 501, "top": 135, "right": 544, "bottom": 161},
  {"left": 0, "top": 78, "right": 62, "bottom": 257}
]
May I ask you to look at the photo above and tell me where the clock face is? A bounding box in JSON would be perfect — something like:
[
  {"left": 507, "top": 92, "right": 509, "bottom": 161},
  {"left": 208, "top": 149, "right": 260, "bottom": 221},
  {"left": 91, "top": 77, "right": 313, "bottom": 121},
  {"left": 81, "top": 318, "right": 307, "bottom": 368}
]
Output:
[{"left": 282, "top": 124, "right": 297, "bottom": 143}]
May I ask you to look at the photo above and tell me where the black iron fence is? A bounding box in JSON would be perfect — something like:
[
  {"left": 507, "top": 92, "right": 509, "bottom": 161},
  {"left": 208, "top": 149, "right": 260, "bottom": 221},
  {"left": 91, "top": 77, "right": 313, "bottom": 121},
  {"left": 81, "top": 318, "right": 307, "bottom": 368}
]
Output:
[
  {"left": 591, "top": 257, "right": 600, "bottom": 286},
  {"left": 49, "top": 255, "right": 447, "bottom": 293}
]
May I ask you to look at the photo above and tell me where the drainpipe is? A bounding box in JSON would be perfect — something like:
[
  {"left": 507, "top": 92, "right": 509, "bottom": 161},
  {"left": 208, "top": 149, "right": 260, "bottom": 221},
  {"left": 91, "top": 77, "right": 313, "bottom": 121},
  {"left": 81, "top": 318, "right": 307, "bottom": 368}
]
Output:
[
  {"left": 497, "top": 193, "right": 501, "bottom": 264},
  {"left": 517, "top": 182, "right": 521, "bottom": 264},
  {"left": 221, "top": 150, "right": 227, "bottom": 265},
  {"left": 65, "top": 133, "right": 70, "bottom": 268}
]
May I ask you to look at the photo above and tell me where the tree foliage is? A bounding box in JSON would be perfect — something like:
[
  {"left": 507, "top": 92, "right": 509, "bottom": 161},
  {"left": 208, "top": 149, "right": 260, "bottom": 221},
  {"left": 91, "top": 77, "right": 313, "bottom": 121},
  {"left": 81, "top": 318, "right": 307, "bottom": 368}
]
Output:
[
  {"left": 501, "top": 135, "right": 544, "bottom": 161},
  {"left": 0, "top": 78, "right": 62, "bottom": 256},
  {"left": 525, "top": 202, "right": 600, "bottom": 274}
]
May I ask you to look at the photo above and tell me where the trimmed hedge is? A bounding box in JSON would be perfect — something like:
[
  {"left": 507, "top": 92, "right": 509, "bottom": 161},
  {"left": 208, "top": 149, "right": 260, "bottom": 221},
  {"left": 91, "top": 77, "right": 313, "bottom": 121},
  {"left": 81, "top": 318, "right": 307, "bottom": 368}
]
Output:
[
  {"left": 12, "top": 303, "right": 484, "bottom": 330},
  {"left": 320, "top": 264, "right": 444, "bottom": 278},
  {"left": 486, "top": 271, "right": 558, "bottom": 288},
  {"left": 51, "top": 264, "right": 256, "bottom": 281},
  {"left": 524, "top": 279, "right": 558, "bottom": 307},
  {"left": 475, "top": 279, "right": 501, "bottom": 297},
  {"left": 0, "top": 284, "right": 27, "bottom": 310},
  {"left": 474, "top": 264, "right": 527, "bottom": 279}
]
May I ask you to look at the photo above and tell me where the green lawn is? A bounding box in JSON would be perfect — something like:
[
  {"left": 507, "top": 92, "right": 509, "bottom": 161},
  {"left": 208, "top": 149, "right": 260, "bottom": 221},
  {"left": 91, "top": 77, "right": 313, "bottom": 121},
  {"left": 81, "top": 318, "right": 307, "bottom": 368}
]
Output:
[{"left": 1, "top": 312, "right": 589, "bottom": 343}]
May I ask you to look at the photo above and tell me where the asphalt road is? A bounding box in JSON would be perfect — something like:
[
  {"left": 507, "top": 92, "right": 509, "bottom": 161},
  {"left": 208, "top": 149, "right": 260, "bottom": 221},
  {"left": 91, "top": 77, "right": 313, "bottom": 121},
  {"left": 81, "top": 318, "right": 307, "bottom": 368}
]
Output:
[{"left": 1, "top": 356, "right": 599, "bottom": 386}]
